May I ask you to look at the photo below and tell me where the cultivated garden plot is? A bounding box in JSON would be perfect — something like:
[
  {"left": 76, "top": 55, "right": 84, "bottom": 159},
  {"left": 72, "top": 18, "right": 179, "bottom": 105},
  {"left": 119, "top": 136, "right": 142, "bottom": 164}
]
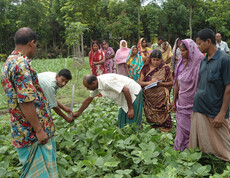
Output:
[{"left": 0, "top": 58, "right": 230, "bottom": 177}]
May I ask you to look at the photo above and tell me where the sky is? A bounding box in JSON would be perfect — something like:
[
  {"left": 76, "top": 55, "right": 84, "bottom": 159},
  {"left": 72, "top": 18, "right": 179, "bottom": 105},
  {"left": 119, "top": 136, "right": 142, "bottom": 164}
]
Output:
[{"left": 142, "top": 0, "right": 166, "bottom": 6}]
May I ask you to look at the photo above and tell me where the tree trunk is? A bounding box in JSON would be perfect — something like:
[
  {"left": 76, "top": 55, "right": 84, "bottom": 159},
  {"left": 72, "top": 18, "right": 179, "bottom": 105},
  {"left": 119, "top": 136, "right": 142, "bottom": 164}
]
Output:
[
  {"left": 137, "top": 0, "right": 141, "bottom": 39},
  {"left": 189, "top": 5, "right": 192, "bottom": 39},
  {"left": 81, "top": 34, "right": 85, "bottom": 65}
]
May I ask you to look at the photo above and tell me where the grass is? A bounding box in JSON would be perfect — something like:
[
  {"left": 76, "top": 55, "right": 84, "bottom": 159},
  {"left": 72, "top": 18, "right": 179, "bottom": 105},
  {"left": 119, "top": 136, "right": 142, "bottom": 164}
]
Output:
[{"left": 0, "top": 57, "right": 91, "bottom": 110}]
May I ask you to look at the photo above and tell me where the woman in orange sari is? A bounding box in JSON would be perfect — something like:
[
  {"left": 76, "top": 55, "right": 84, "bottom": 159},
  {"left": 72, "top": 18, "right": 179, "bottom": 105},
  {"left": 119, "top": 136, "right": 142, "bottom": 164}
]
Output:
[
  {"left": 161, "top": 41, "right": 173, "bottom": 69},
  {"left": 138, "top": 49, "right": 173, "bottom": 132},
  {"left": 89, "top": 41, "right": 107, "bottom": 76}
]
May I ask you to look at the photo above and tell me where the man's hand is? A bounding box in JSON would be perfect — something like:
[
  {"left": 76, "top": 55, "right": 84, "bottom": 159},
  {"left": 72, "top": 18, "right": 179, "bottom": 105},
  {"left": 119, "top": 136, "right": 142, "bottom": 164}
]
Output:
[
  {"left": 128, "top": 108, "right": 134, "bottom": 119},
  {"left": 36, "top": 128, "right": 48, "bottom": 145},
  {"left": 213, "top": 112, "right": 225, "bottom": 128},
  {"left": 73, "top": 111, "right": 81, "bottom": 119},
  {"left": 64, "top": 107, "right": 72, "bottom": 115},
  {"left": 65, "top": 116, "right": 74, "bottom": 123}
]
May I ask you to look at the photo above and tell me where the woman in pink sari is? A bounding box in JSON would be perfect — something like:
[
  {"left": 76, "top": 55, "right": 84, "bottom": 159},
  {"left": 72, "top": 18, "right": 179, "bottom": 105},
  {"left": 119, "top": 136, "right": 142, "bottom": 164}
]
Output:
[
  {"left": 173, "top": 39, "right": 204, "bottom": 151},
  {"left": 115, "top": 40, "right": 130, "bottom": 76},
  {"left": 101, "top": 40, "right": 117, "bottom": 73}
]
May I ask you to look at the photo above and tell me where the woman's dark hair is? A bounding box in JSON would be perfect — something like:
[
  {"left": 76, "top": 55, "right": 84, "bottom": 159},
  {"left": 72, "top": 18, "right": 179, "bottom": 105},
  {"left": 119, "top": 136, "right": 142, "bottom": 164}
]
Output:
[
  {"left": 150, "top": 49, "right": 162, "bottom": 59},
  {"left": 91, "top": 41, "right": 100, "bottom": 47},
  {"left": 14, "top": 27, "right": 37, "bottom": 45},
  {"left": 141, "top": 39, "right": 146, "bottom": 43},
  {"left": 58, "top": 69, "right": 72, "bottom": 80},
  {"left": 179, "top": 41, "right": 187, "bottom": 50},
  {"left": 158, "top": 36, "right": 164, "bottom": 41},
  {"left": 101, "top": 40, "right": 107, "bottom": 44},
  {"left": 196, "top": 28, "right": 216, "bottom": 45}
]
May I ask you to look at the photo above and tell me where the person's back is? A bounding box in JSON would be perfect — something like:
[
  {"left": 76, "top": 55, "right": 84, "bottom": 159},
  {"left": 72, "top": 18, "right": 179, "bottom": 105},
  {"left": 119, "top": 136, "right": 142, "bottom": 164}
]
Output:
[{"left": 94, "top": 73, "right": 141, "bottom": 110}]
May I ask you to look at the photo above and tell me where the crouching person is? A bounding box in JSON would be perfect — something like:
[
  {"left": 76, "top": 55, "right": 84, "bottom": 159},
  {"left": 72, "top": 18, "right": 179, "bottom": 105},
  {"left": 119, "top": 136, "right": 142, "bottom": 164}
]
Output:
[{"left": 73, "top": 73, "right": 143, "bottom": 129}]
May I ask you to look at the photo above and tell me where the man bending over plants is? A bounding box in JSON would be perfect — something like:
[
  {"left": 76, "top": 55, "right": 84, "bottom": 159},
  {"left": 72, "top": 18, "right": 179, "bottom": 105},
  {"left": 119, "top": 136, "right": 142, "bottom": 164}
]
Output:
[
  {"left": 73, "top": 73, "right": 143, "bottom": 128},
  {"left": 38, "top": 69, "right": 74, "bottom": 123},
  {"left": 1, "top": 27, "right": 58, "bottom": 177}
]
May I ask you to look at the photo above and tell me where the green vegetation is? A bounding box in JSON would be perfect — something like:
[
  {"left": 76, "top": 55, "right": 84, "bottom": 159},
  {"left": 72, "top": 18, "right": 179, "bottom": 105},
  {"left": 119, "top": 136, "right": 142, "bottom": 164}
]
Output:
[
  {"left": 0, "top": 98, "right": 230, "bottom": 177},
  {"left": 0, "top": 57, "right": 90, "bottom": 108},
  {"left": 0, "top": 57, "right": 230, "bottom": 177}
]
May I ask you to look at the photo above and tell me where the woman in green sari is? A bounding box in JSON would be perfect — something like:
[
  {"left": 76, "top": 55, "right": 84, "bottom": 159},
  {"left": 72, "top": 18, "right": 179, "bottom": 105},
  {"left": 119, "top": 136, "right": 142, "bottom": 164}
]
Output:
[{"left": 126, "top": 45, "right": 144, "bottom": 82}]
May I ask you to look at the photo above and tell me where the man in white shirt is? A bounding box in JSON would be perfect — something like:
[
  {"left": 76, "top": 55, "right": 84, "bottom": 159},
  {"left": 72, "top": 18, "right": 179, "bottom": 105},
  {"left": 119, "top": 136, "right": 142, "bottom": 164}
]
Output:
[
  {"left": 38, "top": 69, "right": 74, "bottom": 123},
  {"left": 216, "top": 33, "right": 229, "bottom": 53},
  {"left": 73, "top": 73, "right": 143, "bottom": 128}
]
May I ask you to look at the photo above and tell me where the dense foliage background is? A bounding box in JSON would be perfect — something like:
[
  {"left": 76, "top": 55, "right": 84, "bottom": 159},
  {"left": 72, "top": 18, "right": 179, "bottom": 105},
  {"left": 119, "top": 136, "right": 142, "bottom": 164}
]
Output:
[{"left": 0, "top": 0, "right": 230, "bottom": 59}]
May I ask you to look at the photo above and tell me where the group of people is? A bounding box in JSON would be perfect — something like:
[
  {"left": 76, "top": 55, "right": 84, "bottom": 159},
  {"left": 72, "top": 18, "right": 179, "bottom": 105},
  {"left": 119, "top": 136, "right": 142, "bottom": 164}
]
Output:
[
  {"left": 86, "top": 29, "right": 230, "bottom": 162},
  {"left": 1, "top": 27, "right": 230, "bottom": 177}
]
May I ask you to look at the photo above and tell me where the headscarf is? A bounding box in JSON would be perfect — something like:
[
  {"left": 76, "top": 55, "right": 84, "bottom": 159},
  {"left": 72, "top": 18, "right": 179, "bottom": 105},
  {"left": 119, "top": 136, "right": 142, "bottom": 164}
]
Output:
[
  {"left": 174, "top": 39, "right": 204, "bottom": 113},
  {"left": 115, "top": 40, "right": 130, "bottom": 65},
  {"left": 126, "top": 46, "right": 144, "bottom": 81},
  {"left": 162, "top": 42, "right": 173, "bottom": 66},
  {"left": 172, "top": 38, "right": 181, "bottom": 71},
  {"left": 120, "top": 40, "right": 128, "bottom": 48},
  {"left": 88, "top": 42, "right": 106, "bottom": 76},
  {"left": 137, "top": 38, "right": 152, "bottom": 62}
]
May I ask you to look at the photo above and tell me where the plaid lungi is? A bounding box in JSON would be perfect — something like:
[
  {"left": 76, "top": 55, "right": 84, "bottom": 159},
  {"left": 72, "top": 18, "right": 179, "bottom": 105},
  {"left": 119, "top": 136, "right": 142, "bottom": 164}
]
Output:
[{"left": 17, "top": 137, "right": 58, "bottom": 178}]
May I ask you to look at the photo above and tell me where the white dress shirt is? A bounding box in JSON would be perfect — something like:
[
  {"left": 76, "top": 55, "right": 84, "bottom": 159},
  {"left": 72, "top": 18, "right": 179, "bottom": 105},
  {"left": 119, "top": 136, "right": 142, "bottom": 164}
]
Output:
[{"left": 90, "top": 74, "right": 141, "bottom": 112}]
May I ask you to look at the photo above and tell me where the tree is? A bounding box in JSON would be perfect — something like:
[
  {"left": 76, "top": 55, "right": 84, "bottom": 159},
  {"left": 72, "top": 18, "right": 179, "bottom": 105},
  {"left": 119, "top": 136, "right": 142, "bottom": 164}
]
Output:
[
  {"left": 205, "top": 0, "right": 230, "bottom": 39},
  {"left": 179, "top": 0, "right": 203, "bottom": 38}
]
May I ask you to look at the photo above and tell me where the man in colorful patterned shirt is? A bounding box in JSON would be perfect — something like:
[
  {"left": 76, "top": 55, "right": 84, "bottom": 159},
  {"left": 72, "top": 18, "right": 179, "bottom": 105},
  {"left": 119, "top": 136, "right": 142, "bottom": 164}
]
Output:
[{"left": 1, "top": 27, "right": 58, "bottom": 177}]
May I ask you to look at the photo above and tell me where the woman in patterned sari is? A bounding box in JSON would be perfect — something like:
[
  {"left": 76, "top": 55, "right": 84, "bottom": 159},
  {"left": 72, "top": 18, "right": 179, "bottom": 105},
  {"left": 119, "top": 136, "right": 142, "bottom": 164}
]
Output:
[
  {"left": 126, "top": 45, "right": 144, "bottom": 82},
  {"left": 89, "top": 41, "right": 107, "bottom": 76},
  {"left": 137, "top": 38, "right": 152, "bottom": 62},
  {"left": 101, "top": 40, "right": 117, "bottom": 73},
  {"left": 162, "top": 41, "right": 173, "bottom": 69},
  {"left": 138, "top": 49, "right": 173, "bottom": 132}
]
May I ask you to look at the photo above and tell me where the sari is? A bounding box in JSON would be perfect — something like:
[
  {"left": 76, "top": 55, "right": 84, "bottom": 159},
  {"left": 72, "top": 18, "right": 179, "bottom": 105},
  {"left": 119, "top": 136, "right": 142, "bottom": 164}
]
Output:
[
  {"left": 89, "top": 46, "right": 107, "bottom": 76},
  {"left": 173, "top": 39, "right": 204, "bottom": 151},
  {"left": 101, "top": 44, "right": 117, "bottom": 73},
  {"left": 127, "top": 46, "right": 144, "bottom": 81},
  {"left": 140, "top": 60, "right": 172, "bottom": 132},
  {"left": 137, "top": 38, "right": 152, "bottom": 62},
  {"left": 172, "top": 38, "right": 181, "bottom": 72},
  {"left": 115, "top": 40, "right": 130, "bottom": 76},
  {"left": 162, "top": 42, "right": 173, "bottom": 69}
]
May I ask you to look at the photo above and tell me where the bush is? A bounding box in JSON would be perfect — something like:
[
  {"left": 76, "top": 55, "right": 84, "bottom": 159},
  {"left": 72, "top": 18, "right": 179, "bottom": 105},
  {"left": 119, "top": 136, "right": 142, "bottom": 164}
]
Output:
[{"left": 0, "top": 54, "right": 7, "bottom": 62}]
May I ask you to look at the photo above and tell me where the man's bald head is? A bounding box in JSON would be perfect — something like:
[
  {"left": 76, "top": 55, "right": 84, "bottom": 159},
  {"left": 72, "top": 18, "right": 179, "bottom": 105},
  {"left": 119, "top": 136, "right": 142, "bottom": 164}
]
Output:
[
  {"left": 83, "top": 74, "right": 97, "bottom": 85},
  {"left": 83, "top": 74, "right": 98, "bottom": 90},
  {"left": 14, "top": 27, "right": 37, "bottom": 45},
  {"left": 216, "top": 33, "right": 222, "bottom": 42}
]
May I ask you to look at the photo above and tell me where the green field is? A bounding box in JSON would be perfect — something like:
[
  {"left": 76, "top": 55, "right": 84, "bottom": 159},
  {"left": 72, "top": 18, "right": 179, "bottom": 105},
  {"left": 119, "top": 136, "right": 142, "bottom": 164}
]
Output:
[
  {"left": 0, "top": 57, "right": 90, "bottom": 110},
  {"left": 0, "top": 58, "right": 230, "bottom": 177}
]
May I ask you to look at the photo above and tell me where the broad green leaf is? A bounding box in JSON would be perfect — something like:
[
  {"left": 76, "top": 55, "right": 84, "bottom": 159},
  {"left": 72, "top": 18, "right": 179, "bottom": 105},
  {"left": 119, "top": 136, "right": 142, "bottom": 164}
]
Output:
[{"left": 0, "top": 167, "right": 6, "bottom": 177}]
